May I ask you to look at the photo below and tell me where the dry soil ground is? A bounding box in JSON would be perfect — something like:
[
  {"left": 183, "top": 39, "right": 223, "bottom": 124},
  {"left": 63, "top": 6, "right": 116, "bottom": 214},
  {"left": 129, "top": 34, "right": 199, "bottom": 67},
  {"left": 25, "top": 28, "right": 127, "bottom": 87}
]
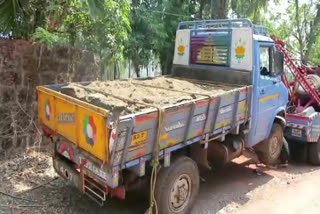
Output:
[{"left": 0, "top": 150, "right": 320, "bottom": 214}]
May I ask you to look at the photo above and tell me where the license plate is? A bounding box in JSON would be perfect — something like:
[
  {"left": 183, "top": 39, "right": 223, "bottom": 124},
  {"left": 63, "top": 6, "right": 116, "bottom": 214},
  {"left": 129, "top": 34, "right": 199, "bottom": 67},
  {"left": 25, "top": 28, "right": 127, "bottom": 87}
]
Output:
[
  {"left": 292, "top": 128, "right": 302, "bottom": 137},
  {"left": 131, "top": 131, "right": 148, "bottom": 146}
]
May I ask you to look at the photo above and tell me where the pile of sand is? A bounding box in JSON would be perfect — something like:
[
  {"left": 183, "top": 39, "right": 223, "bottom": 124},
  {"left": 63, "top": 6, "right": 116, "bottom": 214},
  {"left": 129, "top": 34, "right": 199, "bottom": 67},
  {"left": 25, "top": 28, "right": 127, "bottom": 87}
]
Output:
[{"left": 60, "top": 76, "right": 234, "bottom": 115}]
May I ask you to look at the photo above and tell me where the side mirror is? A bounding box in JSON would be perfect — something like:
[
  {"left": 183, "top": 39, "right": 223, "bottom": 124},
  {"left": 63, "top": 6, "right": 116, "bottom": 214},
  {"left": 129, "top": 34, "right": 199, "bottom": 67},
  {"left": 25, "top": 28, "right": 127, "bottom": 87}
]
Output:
[{"left": 272, "top": 51, "right": 284, "bottom": 77}]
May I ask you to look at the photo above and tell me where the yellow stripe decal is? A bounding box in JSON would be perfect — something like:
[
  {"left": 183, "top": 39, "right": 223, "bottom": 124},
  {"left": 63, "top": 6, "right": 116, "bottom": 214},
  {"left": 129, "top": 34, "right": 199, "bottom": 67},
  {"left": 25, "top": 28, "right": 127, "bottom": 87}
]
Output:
[{"left": 259, "top": 93, "right": 279, "bottom": 102}]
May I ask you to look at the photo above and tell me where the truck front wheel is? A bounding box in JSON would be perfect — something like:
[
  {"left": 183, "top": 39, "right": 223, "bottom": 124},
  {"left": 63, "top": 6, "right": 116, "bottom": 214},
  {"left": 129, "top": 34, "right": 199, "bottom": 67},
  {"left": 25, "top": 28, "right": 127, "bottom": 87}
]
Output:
[
  {"left": 308, "top": 142, "right": 320, "bottom": 165},
  {"left": 155, "top": 156, "right": 200, "bottom": 214},
  {"left": 255, "top": 123, "right": 284, "bottom": 165}
]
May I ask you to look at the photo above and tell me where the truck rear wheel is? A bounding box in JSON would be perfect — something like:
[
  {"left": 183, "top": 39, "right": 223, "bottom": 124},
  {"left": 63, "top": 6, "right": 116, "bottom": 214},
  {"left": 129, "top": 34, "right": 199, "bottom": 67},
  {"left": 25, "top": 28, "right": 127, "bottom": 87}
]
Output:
[
  {"left": 155, "top": 156, "right": 199, "bottom": 214},
  {"left": 308, "top": 142, "right": 320, "bottom": 165},
  {"left": 288, "top": 140, "right": 308, "bottom": 162},
  {"left": 255, "top": 123, "right": 284, "bottom": 165}
]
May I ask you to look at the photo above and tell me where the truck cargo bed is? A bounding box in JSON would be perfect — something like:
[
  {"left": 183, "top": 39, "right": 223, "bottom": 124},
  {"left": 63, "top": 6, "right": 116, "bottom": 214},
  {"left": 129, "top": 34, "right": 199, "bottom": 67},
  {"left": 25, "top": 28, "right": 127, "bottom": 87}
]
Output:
[
  {"left": 37, "top": 76, "right": 252, "bottom": 184},
  {"left": 58, "top": 76, "right": 239, "bottom": 115}
]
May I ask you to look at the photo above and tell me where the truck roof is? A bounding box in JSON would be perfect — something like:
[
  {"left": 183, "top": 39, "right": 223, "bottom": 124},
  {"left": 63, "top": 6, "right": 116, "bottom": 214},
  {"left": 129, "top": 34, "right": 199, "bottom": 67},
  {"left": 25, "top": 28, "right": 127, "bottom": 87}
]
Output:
[
  {"left": 173, "top": 18, "right": 273, "bottom": 71},
  {"left": 177, "top": 19, "right": 271, "bottom": 41}
]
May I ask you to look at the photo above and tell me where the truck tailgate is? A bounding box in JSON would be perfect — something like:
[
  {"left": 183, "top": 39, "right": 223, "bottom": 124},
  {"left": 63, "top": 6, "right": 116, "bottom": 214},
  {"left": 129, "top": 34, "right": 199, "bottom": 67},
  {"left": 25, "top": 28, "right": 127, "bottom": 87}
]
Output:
[
  {"left": 285, "top": 112, "right": 320, "bottom": 142},
  {"left": 37, "top": 86, "right": 109, "bottom": 162}
]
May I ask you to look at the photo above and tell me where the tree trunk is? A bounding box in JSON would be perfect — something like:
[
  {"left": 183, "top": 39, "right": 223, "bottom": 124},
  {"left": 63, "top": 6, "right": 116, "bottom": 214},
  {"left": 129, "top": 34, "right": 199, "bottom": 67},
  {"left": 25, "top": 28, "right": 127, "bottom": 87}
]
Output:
[
  {"left": 160, "top": 46, "right": 174, "bottom": 75},
  {"left": 128, "top": 59, "right": 131, "bottom": 78},
  {"left": 134, "top": 62, "right": 140, "bottom": 78},
  {"left": 32, "top": 0, "right": 47, "bottom": 34},
  {"left": 211, "top": 0, "right": 214, "bottom": 19},
  {"left": 294, "top": 0, "right": 305, "bottom": 63},
  {"left": 146, "top": 66, "right": 149, "bottom": 77},
  {"left": 113, "top": 63, "right": 117, "bottom": 80},
  {"left": 252, "top": 0, "right": 259, "bottom": 24},
  {"left": 303, "top": 4, "right": 320, "bottom": 64},
  {"left": 218, "top": 0, "right": 229, "bottom": 19},
  {"left": 47, "top": 0, "right": 69, "bottom": 32},
  {"left": 211, "top": 0, "right": 229, "bottom": 19},
  {"left": 199, "top": 0, "right": 204, "bottom": 19}
]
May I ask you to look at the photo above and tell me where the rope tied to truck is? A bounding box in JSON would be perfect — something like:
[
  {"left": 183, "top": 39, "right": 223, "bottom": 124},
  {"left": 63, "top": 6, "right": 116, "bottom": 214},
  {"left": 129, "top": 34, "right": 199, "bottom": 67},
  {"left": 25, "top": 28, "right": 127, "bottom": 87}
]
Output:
[
  {"left": 76, "top": 85, "right": 164, "bottom": 214},
  {"left": 145, "top": 108, "right": 164, "bottom": 214},
  {"left": 76, "top": 82, "right": 222, "bottom": 214}
]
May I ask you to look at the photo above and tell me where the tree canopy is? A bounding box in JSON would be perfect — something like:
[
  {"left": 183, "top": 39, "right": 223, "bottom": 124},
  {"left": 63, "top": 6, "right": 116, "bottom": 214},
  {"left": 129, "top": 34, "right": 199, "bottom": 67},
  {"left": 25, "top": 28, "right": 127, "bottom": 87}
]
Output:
[
  {"left": 263, "top": 0, "right": 320, "bottom": 65},
  {"left": 1, "top": 0, "right": 320, "bottom": 76}
]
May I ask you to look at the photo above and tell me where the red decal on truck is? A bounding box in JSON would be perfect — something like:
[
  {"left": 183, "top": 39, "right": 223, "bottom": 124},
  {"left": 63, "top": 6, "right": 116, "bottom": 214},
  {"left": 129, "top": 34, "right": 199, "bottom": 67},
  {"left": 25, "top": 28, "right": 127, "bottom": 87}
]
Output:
[
  {"left": 196, "top": 100, "right": 209, "bottom": 106},
  {"left": 58, "top": 142, "right": 75, "bottom": 161},
  {"left": 286, "top": 114, "right": 309, "bottom": 121},
  {"left": 239, "top": 87, "right": 248, "bottom": 93},
  {"left": 134, "top": 149, "right": 146, "bottom": 158},
  {"left": 135, "top": 113, "right": 157, "bottom": 124},
  {"left": 196, "top": 129, "right": 203, "bottom": 136}
]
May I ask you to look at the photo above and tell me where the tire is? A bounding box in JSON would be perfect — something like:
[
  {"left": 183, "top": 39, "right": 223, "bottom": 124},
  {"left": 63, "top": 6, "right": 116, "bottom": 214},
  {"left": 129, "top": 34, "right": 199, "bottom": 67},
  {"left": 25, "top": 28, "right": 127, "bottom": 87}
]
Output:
[
  {"left": 296, "top": 74, "right": 320, "bottom": 96},
  {"left": 155, "top": 156, "right": 200, "bottom": 214},
  {"left": 255, "top": 123, "right": 284, "bottom": 165},
  {"left": 308, "top": 142, "right": 320, "bottom": 165},
  {"left": 288, "top": 140, "right": 308, "bottom": 162}
]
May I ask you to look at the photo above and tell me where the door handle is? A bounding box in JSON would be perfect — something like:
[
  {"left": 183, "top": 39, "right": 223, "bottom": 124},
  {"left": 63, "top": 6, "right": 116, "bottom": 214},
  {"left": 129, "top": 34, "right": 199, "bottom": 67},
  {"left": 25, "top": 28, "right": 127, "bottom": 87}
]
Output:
[
  {"left": 260, "top": 89, "right": 265, "bottom": 95},
  {"left": 272, "top": 80, "right": 278, "bottom": 84}
]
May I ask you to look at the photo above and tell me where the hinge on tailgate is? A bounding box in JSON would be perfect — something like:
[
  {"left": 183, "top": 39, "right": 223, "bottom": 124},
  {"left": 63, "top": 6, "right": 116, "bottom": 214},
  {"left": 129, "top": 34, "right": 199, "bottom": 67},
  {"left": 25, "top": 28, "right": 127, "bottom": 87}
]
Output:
[{"left": 107, "top": 114, "right": 115, "bottom": 129}]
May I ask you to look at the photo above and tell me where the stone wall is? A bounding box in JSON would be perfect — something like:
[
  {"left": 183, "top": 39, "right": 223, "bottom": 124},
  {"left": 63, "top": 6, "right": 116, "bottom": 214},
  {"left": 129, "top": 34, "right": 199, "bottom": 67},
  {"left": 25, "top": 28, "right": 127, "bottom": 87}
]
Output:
[{"left": 0, "top": 39, "right": 99, "bottom": 156}]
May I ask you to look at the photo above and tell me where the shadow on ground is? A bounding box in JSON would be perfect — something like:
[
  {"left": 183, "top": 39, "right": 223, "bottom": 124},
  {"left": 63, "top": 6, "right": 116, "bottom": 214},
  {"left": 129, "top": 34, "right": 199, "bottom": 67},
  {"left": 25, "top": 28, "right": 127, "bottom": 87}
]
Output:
[{"left": 1, "top": 152, "right": 319, "bottom": 214}]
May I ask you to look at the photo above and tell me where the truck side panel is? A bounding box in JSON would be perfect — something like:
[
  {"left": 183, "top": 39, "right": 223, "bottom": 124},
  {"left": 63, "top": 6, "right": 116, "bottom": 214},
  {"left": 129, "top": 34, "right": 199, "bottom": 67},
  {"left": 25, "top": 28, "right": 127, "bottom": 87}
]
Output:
[
  {"left": 38, "top": 86, "right": 109, "bottom": 162},
  {"left": 309, "top": 113, "right": 320, "bottom": 142},
  {"left": 111, "top": 86, "right": 251, "bottom": 166}
]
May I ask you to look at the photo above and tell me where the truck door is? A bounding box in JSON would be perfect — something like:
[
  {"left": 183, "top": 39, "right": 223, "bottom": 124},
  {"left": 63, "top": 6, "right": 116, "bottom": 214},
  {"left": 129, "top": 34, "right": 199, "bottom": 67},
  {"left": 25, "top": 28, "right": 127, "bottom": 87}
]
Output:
[{"left": 254, "top": 44, "right": 280, "bottom": 143}]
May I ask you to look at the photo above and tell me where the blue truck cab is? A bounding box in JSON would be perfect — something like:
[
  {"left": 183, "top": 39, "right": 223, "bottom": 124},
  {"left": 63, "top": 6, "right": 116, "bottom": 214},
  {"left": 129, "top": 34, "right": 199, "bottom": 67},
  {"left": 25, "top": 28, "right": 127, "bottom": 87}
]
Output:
[{"left": 172, "top": 19, "right": 288, "bottom": 164}]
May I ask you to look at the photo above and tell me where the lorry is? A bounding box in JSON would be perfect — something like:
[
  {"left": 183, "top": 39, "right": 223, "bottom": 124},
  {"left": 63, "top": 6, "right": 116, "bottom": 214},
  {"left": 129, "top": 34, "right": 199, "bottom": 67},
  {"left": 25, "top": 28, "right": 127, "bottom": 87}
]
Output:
[
  {"left": 272, "top": 37, "right": 320, "bottom": 165},
  {"left": 37, "top": 19, "right": 288, "bottom": 214}
]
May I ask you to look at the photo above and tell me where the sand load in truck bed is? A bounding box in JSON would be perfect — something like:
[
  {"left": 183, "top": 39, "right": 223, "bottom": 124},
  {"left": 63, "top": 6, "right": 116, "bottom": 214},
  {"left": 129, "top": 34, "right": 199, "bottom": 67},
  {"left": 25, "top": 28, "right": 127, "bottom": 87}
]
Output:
[{"left": 59, "top": 76, "right": 237, "bottom": 115}]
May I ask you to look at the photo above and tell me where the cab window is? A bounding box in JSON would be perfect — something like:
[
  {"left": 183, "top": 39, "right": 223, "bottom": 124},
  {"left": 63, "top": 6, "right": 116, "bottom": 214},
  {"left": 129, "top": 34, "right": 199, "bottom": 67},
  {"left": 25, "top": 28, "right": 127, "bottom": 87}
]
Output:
[{"left": 259, "top": 46, "right": 274, "bottom": 76}]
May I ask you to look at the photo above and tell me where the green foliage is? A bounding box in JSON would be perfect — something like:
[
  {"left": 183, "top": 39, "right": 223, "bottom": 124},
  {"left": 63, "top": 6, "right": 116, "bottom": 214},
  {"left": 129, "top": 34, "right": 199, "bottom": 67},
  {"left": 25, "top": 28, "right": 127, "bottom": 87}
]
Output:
[
  {"left": 0, "top": 0, "right": 31, "bottom": 38},
  {"left": 124, "top": 0, "right": 170, "bottom": 76},
  {"left": 126, "top": 0, "right": 196, "bottom": 75},
  {"left": 5, "top": 0, "right": 320, "bottom": 75},
  {"left": 262, "top": 0, "right": 320, "bottom": 65},
  {"left": 65, "top": 0, "right": 130, "bottom": 62},
  {"left": 310, "top": 29, "right": 320, "bottom": 65},
  {"left": 231, "top": 0, "right": 270, "bottom": 23},
  {"left": 32, "top": 27, "right": 67, "bottom": 48},
  {"left": 81, "top": 0, "right": 104, "bottom": 18},
  {"left": 0, "top": 0, "right": 130, "bottom": 59},
  {"left": 124, "top": 0, "right": 277, "bottom": 75},
  {"left": 0, "top": 0, "right": 130, "bottom": 78},
  {"left": 154, "top": 0, "right": 194, "bottom": 74}
]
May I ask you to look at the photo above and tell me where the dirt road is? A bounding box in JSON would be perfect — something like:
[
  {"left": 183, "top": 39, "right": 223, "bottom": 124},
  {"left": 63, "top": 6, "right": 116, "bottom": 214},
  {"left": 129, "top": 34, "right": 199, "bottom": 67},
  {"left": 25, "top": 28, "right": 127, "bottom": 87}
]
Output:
[{"left": 0, "top": 151, "right": 319, "bottom": 214}]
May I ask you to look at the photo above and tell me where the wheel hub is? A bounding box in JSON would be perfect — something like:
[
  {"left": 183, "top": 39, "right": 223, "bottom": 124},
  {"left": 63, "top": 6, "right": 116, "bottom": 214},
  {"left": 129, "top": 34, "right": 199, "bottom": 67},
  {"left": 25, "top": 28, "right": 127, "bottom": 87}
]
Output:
[{"left": 169, "top": 174, "right": 191, "bottom": 213}]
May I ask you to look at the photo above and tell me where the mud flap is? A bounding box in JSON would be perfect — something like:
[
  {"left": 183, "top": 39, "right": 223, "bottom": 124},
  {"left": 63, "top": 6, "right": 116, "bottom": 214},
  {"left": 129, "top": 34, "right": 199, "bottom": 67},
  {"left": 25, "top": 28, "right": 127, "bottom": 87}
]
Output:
[{"left": 190, "top": 144, "right": 211, "bottom": 170}]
